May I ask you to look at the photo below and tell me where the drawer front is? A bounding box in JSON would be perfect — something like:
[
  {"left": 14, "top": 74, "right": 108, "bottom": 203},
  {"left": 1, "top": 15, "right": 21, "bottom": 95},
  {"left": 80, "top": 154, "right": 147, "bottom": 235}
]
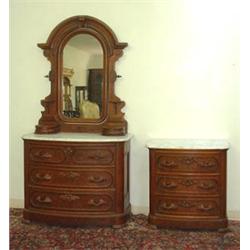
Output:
[
  {"left": 29, "top": 146, "right": 66, "bottom": 164},
  {"left": 29, "top": 167, "right": 114, "bottom": 189},
  {"left": 71, "top": 147, "right": 115, "bottom": 165},
  {"left": 156, "top": 175, "right": 219, "bottom": 194},
  {"left": 29, "top": 189, "right": 114, "bottom": 212},
  {"left": 155, "top": 152, "right": 220, "bottom": 173},
  {"left": 155, "top": 197, "right": 220, "bottom": 216},
  {"left": 28, "top": 143, "right": 115, "bottom": 166}
]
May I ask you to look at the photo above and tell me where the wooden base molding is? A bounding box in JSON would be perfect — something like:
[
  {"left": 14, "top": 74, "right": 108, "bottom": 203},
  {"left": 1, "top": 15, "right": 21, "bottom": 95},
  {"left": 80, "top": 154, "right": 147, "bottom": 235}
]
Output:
[
  {"left": 10, "top": 200, "right": 240, "bottom": 221},
  {"left": 149, "top": 214, "right": 228, "bottom": 230},
  {"left": 23, "top": 206, "right": 131, "bottom": 226}
]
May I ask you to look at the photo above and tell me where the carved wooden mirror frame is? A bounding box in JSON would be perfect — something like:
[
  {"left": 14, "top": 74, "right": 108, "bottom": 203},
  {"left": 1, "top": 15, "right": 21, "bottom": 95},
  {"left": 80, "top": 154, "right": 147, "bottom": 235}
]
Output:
[{"left": 35, "top": 16, "right": 128, "bottom": 135}]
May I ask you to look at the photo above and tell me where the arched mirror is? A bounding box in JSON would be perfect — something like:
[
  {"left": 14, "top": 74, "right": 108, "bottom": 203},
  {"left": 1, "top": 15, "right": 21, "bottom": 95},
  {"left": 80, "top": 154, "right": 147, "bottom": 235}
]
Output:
[
  {"left": 62, "top": 34, "right": 104, "bottom": 120},
  {"left": 35, "top": 16, "right": 128, "bottom": 135}
]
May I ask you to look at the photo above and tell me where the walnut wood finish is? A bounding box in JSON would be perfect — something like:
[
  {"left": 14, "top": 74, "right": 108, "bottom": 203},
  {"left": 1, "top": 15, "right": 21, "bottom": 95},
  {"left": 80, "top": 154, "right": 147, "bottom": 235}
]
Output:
[
  {"left": 148, "top": 149, "right": 228, "bottom": 229},
  {"left": 35, "top": 16, "right": 128, "bottom": 135},
  {"left": 23, "top": 139, "right": 130, "bottom": 226}
]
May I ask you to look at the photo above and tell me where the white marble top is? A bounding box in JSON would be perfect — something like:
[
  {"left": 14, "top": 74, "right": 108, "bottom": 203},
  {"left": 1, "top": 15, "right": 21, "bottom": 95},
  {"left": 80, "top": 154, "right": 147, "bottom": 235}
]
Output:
[
  {"left": 146, "top": 139, "right": 230, "bottom": 149},
  {"left": 22, "top": 132, "right": 133, "bottom": 142}
]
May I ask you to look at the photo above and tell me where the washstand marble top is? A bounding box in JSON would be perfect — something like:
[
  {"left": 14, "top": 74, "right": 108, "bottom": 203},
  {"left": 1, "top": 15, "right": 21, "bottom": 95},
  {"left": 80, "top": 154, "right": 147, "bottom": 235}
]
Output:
[
  {"left": 22, "top": 132, "right": 133, "bottom": 142},
  {"left": 146, "top": 139, "right": 230, "bottom": 149}
]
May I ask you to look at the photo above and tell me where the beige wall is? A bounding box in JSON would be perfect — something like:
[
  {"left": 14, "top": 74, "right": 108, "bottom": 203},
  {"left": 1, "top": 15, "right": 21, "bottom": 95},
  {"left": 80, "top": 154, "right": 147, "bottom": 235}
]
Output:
[{"left": 10, "top": 0, "right": 240, "bottom": 218}]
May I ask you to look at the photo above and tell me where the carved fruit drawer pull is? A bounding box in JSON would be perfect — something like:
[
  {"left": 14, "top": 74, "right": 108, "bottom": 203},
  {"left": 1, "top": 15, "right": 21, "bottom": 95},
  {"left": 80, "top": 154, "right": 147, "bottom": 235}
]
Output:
[
  {"left": 197, "top": 160, "right": 216, "bottom": 169},
  {"left": 88, "top": 198, "right": 106, "bottom": 207},
  {"left": 160, "top": 161, "right": 176, "bottom": 168},
  {"left": 59, "top": 194, "right": 80, "bottom": 201},
  {"left": 161, "top": 181, "right": 177, "bottom": 189},
  {"left": 199, "top": 163, "right": 215, "bottom": 168},
  {"left": 198, "top": 181, "right": 215, "bottom": 190},
  {"left": 34, "top": 150, "right": 52, "bottom": 159},
  {"left": 35, "top": 173, "right": 52, "bottom": 181},
  {"left": 59, "top": 172, "right": 80, "bottom": 179},
  {"left": 178, "top": 201, "right": 195, "bottom": 208},
  {"left": 160, "top": 202, "right": 177, "bottom": 211},
  {"left": 88, "top": 155, "right": 106, "bottom": 161},
  {"left": 64, "top": 147, "right": 73, "bottom": 155},
  {"left": 180, "top": 179, "right": 195, "bottom": 186},
  {"left": 88, "top": 176, "right": 106, "bottom": 183},
  {"left": 183, "top": 157, "right": 194, "bottom": 165},
  {"left": 36, "top": 195, "right": 52, "bottom": 204},
  {"left": 197, "top": 203, "right": 215, "bottom": 211}
]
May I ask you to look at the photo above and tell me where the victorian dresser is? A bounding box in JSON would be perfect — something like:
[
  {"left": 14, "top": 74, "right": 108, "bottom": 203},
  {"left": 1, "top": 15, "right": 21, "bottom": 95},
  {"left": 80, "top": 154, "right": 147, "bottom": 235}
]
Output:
[
  {"left": 23, "top": 133, "right": 132, "bottom": 227},
  {"left": 147, "top": 139, "right": 229, "bottom": 229},
  {"left": 24, "top": 15, "right": 131, "bottom": 227}
]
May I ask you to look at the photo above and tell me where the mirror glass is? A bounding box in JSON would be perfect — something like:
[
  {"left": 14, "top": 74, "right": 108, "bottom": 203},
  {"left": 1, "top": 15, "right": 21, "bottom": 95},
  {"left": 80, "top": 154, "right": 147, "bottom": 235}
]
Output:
[{"left": 62, "top": 34, "right": 103, "bottom": 120}]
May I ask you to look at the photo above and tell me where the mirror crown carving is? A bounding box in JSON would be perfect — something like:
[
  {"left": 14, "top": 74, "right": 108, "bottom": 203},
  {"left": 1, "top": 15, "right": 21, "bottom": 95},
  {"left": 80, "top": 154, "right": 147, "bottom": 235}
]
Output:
[{"left": 35, "top": 15, "right": 128, "bottom": 135}]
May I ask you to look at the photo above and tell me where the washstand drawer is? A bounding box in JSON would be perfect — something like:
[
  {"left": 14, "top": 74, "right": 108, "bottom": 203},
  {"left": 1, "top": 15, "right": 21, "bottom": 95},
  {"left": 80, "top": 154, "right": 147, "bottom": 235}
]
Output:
[
  {"left": 29, "top": 145, "right": 66, "bottom": 164},
  {"left": 29, "top": 189, "right": 114, "bottom": 212},
  {"left": 155, "top": 197, "right": 220, "bottom": 216},
  {"left": 27, "top": 143, "right": 115, "bottom": 166},
  {"left": 155, "top": 152, "right": 221, "bottom": 173},
  {"left": 71, "top": 146, "right": 115, "bottom": 165},
  {"left": 29, "top": 167, "right": 114, "bottom": 189},
  {"left": 156, "top": 175, "right": 220, "bottom": 194}
]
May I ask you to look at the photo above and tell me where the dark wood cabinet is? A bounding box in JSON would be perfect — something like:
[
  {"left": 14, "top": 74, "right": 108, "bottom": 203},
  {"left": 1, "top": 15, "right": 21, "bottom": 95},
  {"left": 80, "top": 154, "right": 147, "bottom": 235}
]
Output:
[
  {"left": 88, "top": 69, "right": 103, "bottom": 112},
  {"left": 147, "top": 139, "right": 229, "bottom": 229},
  {"left": 23, "top": 133, "right": 132, "bottom": 227}
]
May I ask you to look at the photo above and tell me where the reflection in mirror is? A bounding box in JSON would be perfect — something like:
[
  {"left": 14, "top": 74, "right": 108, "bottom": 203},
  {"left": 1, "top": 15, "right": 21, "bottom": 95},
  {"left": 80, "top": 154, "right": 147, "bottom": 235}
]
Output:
[{"left": 62, "top": 34, "right": 103, "bottom": 120}]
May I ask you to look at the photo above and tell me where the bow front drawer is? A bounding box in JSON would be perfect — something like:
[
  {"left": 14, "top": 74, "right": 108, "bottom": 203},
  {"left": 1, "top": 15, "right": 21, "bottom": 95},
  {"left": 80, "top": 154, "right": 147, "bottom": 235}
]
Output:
[
  {"left": 29, "top": 167, "right": 114, "bottom": 189},
  {"left": 29, "top": 146, "right": 66, "bottom": 164},
  {"left": 29, "top": 189, "right": 114, "bottom": 212},
  {"left": 156, "top": 175, "right": 220, "bottom": 194},
  {"left": 27, "top": 141, "right": 115, "bottom": 166},
  {"left": 156, "top": 197, "right": 220, "bottom": 216},
  {"left": 71, "top": 147, "right": 115, "bottom": 165},
  {"left": 155, "top": 151, "right": 221, "bottom": 173}
]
